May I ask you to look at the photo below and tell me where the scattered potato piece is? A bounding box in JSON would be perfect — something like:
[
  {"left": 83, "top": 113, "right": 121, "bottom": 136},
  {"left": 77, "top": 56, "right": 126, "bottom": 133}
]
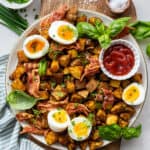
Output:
[
  {"left": 11, "top": 79, "right": 26, "bottom": 91},
  {"left": 110, "top": 80, "right": 121, "bottom": 88},
  {"left": 79, "top": 141, "right": 88, "bottom": 150},
  {"left": 66, "top": 81, "right": 75, "bottom": 93},
  {"left": 77, "top": 14, "right": 87, "bottom": 22},
  {"left": 118, "top": 118, "right": 129, "bottom": 128},
  {"left": 89, "top": 141, "right": 103, "bottom": 150},
  {"left": 59, "top": 55, "right": 70, "bottom": 67},
  {"left": 38, "top": 91, "right": 49, "bottom": 100},
  {"left": 100, "top": 73, "right": 109, "bottom": 81},
  {"left": 111, "top": 102, "right": 127, "bottom": 114},
  {"left": 45, "top": 131, "right": 58, "bottom": 145},
  {"left": 70, "top": 59, "right": 82, "bottom": 66},
  {"left": 86, "top": 78, "right": 99, "bottom": 93},
  {"left": 68, "top": 49, "right": 78, "bottom": 59},
  {"left": 96, "top": 109, "right": 106, "bottom": 122},
  {"left": 63, "top": 67, "right": 70, "bottom": 75},
  {"left": 85, "top": 100, "right": 96, "bottom": 111},
  {"left": 78, "top": 90, "right": 89, "bottom": 99},
  {"left": 106, "top": 114, "right": 118, "bottom": 125},
  {"left": 69, "top": 66, "right": 83, "bottom": 79},
  {"left": 17, "top": 50, "right": 29, "bottom": 63},
  {"left": 50, "top": 60, "right": 59, "bottom": 73},
  {"left": 78, "top": 38, "right": 86, "bottom": 51},
  {"left": 121, "top": 80, "right": 130, "bottom": 88},
  {"left": 113, "top": 87, "right": 123, "bottom": 99},
  {"left": 71, "top": 93, "right": 83, "bottom": 102},
  {"left": 120, "top": 113, "right": 131, "bottom": 121},
  {"left": 125, "top": 106, "right": 135, "bottom": 116},
  {"left": 132, "top": 73, "right": 142, "bottom": 83},
  {"left": 91, "top": 129, "right": 100, "bottom": 140}
]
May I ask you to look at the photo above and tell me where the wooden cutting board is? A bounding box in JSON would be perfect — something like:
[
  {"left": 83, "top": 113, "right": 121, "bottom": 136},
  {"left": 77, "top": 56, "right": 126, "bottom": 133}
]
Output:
[{"left": 38, "top": 0, "right": 137, "bottom": 150}]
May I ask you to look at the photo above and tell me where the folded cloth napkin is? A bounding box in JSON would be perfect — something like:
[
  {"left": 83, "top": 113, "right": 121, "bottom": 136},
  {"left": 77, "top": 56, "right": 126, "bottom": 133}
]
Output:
[{"left": 0, "top": 55, "right": 43, "bottom": 150}]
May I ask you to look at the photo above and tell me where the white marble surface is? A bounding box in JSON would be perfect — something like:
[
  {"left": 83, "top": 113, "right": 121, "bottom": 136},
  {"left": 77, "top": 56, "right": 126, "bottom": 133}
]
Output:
[{"left": 0, "top": 0, "right": 150, "bottom": 150}]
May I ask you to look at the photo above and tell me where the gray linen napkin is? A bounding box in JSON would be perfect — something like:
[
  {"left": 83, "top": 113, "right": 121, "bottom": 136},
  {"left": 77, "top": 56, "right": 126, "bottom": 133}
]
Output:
[{"left": 0, "top": 55, "right": 43, "bottom": 150}]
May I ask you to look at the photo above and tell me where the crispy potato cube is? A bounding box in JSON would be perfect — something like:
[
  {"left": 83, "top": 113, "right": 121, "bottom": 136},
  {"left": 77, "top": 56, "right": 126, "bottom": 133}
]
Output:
[
  {"left": 63, "top": 67, "right": 70, "bottom": 75},
  {"left": 46, "top": 68, "right": 52, "bottom": 76},
  {"left": 88, "top": 17, "right": 102, "bottom": 25},
  {"left": 121, "top": 80, "right": 130, "bottom": 88},
  {"left": 70, "top": 59, "right": 82, "bottom": 66},
  {"left": 89, "top": 141, "right": 103, "bottom": 150},
  {"left": 59, "top": 55, "right": 70, "bottom": 67},
  {"left": 58, "top": 135, "right": 69, "bottom": 145},
  {"left": 69, "top": 66, "right": 83, "bottom": 79},
  {"left": 79, "top": 141, "right": 88, "bottom": 150},
  {"left": 17, "top": 50, "right": 29, "bottom": 63},
  {"left": 75, "top": 79, "right": 86, "bottom": 90},
  {"left": 111, "top": 102, "right": 127, "bottom": 114},
  {"left": 132, "top": 73, "right": 142, "bottom": 83},
  {"left": 106, "top": 114, "right": 118, "bottom": 125},
  {"left": 68, "top": 143, "right": 76, "bottom": 150},
  {"left": 91, "top": 129, "right": 100, "bottom": 140},
  {"left": 96, "top": 109, "right": 106, "bottom": 122},
  {"left": 110, "top": 80, "right": 121, "bottom": 88},
  {"left": 78, "top": 90, "right": 89, "bottom": 98},
  {"left": 68, "top": 49, "right": 78, "bottom": 59},
  {"left": 77, "top": 14, "right": 87, "bottom": 22},
  {"left": 85, "top": 100, "right": 96, "bottom": 111},
  {"left": 38, "top": 91, "right": 49, "bottom": 100},
  {"left": 78, "top": 38, "right": 86, "bottom": 51},
  {"left": 92, "top": 47, "right": 101, "bottom": 55},
  {"left": 50, "top": 60, "right": 59, "bottom": 73},
  {"left": 11, "top": 65, "right": 25, "bottom": 80},
  {"left": 125, "top": 106, "right": 135, "bottom": 116},
  {"left": 71, "top": 93, "right": 82, "bottom": 102},
  {"left": 120, "top": 113, "right": 131, "bottom": 121},
  {"left": 113, "top": 87, "right": 123, "bottom": 99},
  {"left": 45, "top": 131, "right": 58, "bottom": 145},
  {"left": 66, "top": 81, "right": 75, "bottom": 93},
  {"left": 11, "top": 79, "right": 26, "bottom": 91},
  {"left": 86, "top": 78, "right": 99, "bottom": 93},
  {"left": 119, "top": 118, "right": 129, "bottom": 128}
]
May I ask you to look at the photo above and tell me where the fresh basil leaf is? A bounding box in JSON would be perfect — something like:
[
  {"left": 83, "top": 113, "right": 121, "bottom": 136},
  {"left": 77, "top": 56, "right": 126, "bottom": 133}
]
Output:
[
  {"left": 77, "top": 22, "right": 99, "bottom": 39},
  {"left": 38, "top": 59, "right": 47, "bottom": 76},
  {"left": 146, "top": 44, "right": 150, "bottom": 57},
  {"left": 108, "top": 17, "right": 131, "bottom": 37},
  {"left": 98, "top": 34, "right": 111, "bottom": 49},
  {"left": 7, "top": 90, "right": 37, "bottom": 110},
  {"left": 95, "top": 19, "right": 105, "bottom": 35},
  {"left": 99, "top": 124, "right": 122, "bottom": 141},
  {"left": 130, "top": 21, "right": 150, "bottom": 40},
  {"left": 122, "top": 125, "right": 142, "bottom": 140}
]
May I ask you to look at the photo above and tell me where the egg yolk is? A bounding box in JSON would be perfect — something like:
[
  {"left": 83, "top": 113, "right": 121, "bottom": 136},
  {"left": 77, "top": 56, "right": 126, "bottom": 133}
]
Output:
[
  {"left": 57, "top": 25, "right": 75, "bottom": 40},
  {"left": 124, "top": 85, "right": 140, "bottom": 102},
  {"left": 73, "top": 122, "right": 88, "bottom": 138},
  {"left": 26, "top": 39, "right": 45, "bottom": 53},
  {"left": 53, "top": 110, "right": 67, "bottom": 123}
]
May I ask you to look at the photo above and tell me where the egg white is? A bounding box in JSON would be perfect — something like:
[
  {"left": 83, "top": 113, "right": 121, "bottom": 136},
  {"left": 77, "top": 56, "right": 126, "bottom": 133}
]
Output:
[
  {"left": 48, "top": 21, "right": 78, "bottom": 45},
  {"left": 47, "top": 109, "right": 70, "bottom": 132},
  {"left": 68, "top": 116, "right": 92, "bottom": 141},
  {"left": 122, "top": 82, "right": 145, "bottom": 106},
  {"left": 23, "top": 35, "right": 49, "bottom": 59}
]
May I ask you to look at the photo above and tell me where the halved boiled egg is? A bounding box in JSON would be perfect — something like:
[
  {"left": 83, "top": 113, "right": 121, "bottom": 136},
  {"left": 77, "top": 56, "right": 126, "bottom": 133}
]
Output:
[
  {"left": 48, "top": 21, "right": 78, "bottom": 45},
  {"left": 122, "top": 82, "right": 145, "bottom": 106},
  {"left": 47, "top": 108, "right": 70, "bottom": 132},
  {"left": 68, "top": 116, "right": 92, "bottom": 141},
  {"left": 23, "top": 35, "right": 49, "bottom": 59}
]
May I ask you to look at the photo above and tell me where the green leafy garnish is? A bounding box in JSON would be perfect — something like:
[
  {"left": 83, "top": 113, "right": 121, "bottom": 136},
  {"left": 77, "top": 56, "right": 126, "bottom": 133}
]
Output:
[
  {"left": 122, "top": 125, "right": 142, "bottom": 140},
  {"left": 98, "top": 124, "right": 142, "bottom": 141},
  {"left": 38, "top": 59, "right": 47, "bottom": 76},
  {"left": 87, "top": 113, "right": 95, "bottom": 123},
  {"left": 130, "top": 21, "right": 150, "bottom": 40},
  {"left": 7, "top": 90, "right": 38, "bottom": 110},
  {"left": 146, "top": 44, "right": 150, "bottom": 57},
  {"left": 7, "top": 0, "right": 29, "bottom": 4},
  {"left": 32, "top": 108, "right": 41, "bottom": 117},
  {"left": 50, "top": 81, "right": 56, "bottom": 88}
]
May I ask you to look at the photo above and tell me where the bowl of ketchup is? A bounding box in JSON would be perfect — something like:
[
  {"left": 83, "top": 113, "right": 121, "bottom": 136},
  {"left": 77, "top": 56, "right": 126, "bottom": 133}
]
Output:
[{"left": 99, "top": 39, "right": 140, "bottom": 80}]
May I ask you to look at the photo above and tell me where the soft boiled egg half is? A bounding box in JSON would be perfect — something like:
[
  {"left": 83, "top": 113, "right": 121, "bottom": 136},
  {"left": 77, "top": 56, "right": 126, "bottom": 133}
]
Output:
[
  {"left": 48, "top": 21, "right": 78, "bottom": 45},
  {"left": 23, "top": 35, "right": 49, "bottom": 59},
  {"left": 47, "top": 108, "right": 70, "bottom": 132},
  {"left": 122, "top": 82, "right": 145, "bottom": 106},
  {"left": 68, "top": 116, "right": 92, "bottom": 141}
]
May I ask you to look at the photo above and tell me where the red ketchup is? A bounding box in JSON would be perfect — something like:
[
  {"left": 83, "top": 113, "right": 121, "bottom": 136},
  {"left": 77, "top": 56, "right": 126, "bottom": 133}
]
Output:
[{"left": 103, "top": 44, "right": 135, "bottom": 76}]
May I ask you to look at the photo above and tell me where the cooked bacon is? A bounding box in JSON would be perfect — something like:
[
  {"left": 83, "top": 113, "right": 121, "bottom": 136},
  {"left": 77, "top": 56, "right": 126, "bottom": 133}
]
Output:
[
  {"left": 20, "top": 126, "right": 47, "bottom": 135},
  {"left": 24, "top": 63, "right": 38, "bottom": 72},
  {"left": 16, "top": 112, "right": 33, "bottom": 121},
  {"left": 27, "top": 69, "right": 40, "bottom": 98},
  {"left": 40, "top": 5, "right": 68, "bottom": 38},
  {"left": 49, "top": 97, "right": 69, "bottom": 106},
  {"left": 66, "top": 103, "right": 90, "bottom": 116},
  {"left": 81, "top": 56, "right": 100, "bottom": 81},
  {"left": 102, "top": 88, "right": 115, "bottom": 110}
]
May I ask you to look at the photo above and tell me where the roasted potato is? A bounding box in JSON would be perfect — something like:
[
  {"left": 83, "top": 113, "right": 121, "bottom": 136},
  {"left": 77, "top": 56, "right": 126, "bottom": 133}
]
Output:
[
  {"left": 106, "top": 114, "right": 118, "bottom": 125},
  {"left": 100, "top": 73, "right": 109, "bottom": 81},
  {"left": 110, "top": 80, "right": 121, "bottom": 88},
  {"left": 11, "top": 79, "right": 26, "bottom": 91},
  {"left": 45, "top": 131, "right": 58, "bottom": 145},
  {"left": 91, "top": 129, "right": 100, "bottom": 140},
  {"left": 38, "top": 91, "right": 49, "bottom": 100},
  {"left": 68, "top": 49, "right": 78, "bottom": 59},
  {"left": 86, "top": 78, "right": 99, "bottom": 93},
  {"left": 77, "top": 14, "right": 87, "bottom": 22},
  {"left": 113, "top": 87, "right": 123, "bottom": 99},
  {"left": 125, "top": 106, "right": 135, "bottom": 116},
  {"left": 50, "top": 60, "right": 60, "bottom": 73},
  {"left": 69, "top": 66, "right": 83, "bottom": 79},
  {"left": 120, "top": 113, "right": 131, "bottom": 121},
  {"left": 58, "top": 135, "right": 69, "bottom": 145},
  {"left": 68, "top": 143, "right": 76, "bottom": 150},
  {"left": 88, "top": 17, "right": 102, "bottom": 25},
  {"left": 71, "top": 93, "right": 83, "bottom": 102},
  {"left": 78, "top": 38, "right": 86, "bottom": 51},
  {"left": 85, "top": 100, "right": 96, "bottom": 111},
  {"left": 132, "top": 73, "right": 142, "bottom": 83},
  {"left": 40, "top": 82, "right": 51, "bottom": 90},
  {"left": 89, "top": 141, "right": 103, "bottom": 150},
  {"left": 17, "top": 50, "right": 29, "bottom": 63},
  {"left": 65, "top": 6, "right": 77, "bottom": 22},
  {"left": 118, "top": 118, "right": 128, "bottom": 128},
  {"left": 75, "top": 79, "right": 86, "bottom": 90},
  {"left": 66, "top": 81, "right": 75, "bottom": 93},
  {"left": 111, "top": 102, "right": 127, "bottom": 114},
  {"left": 79, "top": 141, "right": 88, "bottom": 150},
  {"left": 59, "top": 55, "right": 70, "bottom": 67},
  {"left": 78, "top": 90, "right": 89, "bottom": 99},
  {"left": 63, "top": 67, "right": 70, "bottom": 75},
  {"left": 70, "top": 59, "right": 82, "bottom": 66},
  {"left": 121, "top": 80, "right": 130, "bottom": 88},
  {"left": 96, "top": 109, "right": 106, "bottom": 122}
]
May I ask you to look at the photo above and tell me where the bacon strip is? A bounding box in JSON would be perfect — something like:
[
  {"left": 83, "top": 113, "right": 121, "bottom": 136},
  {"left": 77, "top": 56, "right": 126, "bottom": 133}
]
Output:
[
  {"left": 49, "top": 97, "right": 69, "bottom": 106},
  {"left": 66, "top": 103, "right": 90, "bottom": 116},
  {"left": 40, "top": 5, "right": 68, "bottom": 38},
  {"left": 16, "top": 112, "right": 33, "bottom": 121},
  {"left": 20, "top": 126, "right": 47, "bottom": 135}
]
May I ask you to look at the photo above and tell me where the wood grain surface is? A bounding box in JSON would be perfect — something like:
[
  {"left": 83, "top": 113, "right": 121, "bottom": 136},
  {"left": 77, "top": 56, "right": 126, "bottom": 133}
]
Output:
[{"left": 38, "top": 0, "right": 137, "bottom": 150}]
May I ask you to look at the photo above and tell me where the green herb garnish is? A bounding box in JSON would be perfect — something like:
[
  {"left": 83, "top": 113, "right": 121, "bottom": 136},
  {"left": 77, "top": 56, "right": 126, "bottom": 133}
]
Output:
[
  {"left": 38, "top": 59, "right": 48, "bottom": 76},
  {"left": 32, "top": 108, "right": 41, "bottom": 117},
  {"left": 146, "top": 44, "right": 150, "bottom": 57}
]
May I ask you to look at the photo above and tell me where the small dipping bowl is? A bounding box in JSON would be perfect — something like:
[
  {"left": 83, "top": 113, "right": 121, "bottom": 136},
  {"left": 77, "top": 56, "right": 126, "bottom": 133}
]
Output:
[
  {"left": 105, "top": 0, "right": 131, "bottom": 14},
  {"left": 99, "top": 39, "right": 140, "bottom": 80}
]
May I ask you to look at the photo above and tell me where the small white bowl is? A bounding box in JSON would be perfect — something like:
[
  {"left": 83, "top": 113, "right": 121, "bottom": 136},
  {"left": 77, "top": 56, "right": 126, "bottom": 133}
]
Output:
[
  {"left": 0, "top": 0, "right": 33, "bottom": 9},
  {"left": 99, "top": 39, "right": 140, "bottom": 80}
]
